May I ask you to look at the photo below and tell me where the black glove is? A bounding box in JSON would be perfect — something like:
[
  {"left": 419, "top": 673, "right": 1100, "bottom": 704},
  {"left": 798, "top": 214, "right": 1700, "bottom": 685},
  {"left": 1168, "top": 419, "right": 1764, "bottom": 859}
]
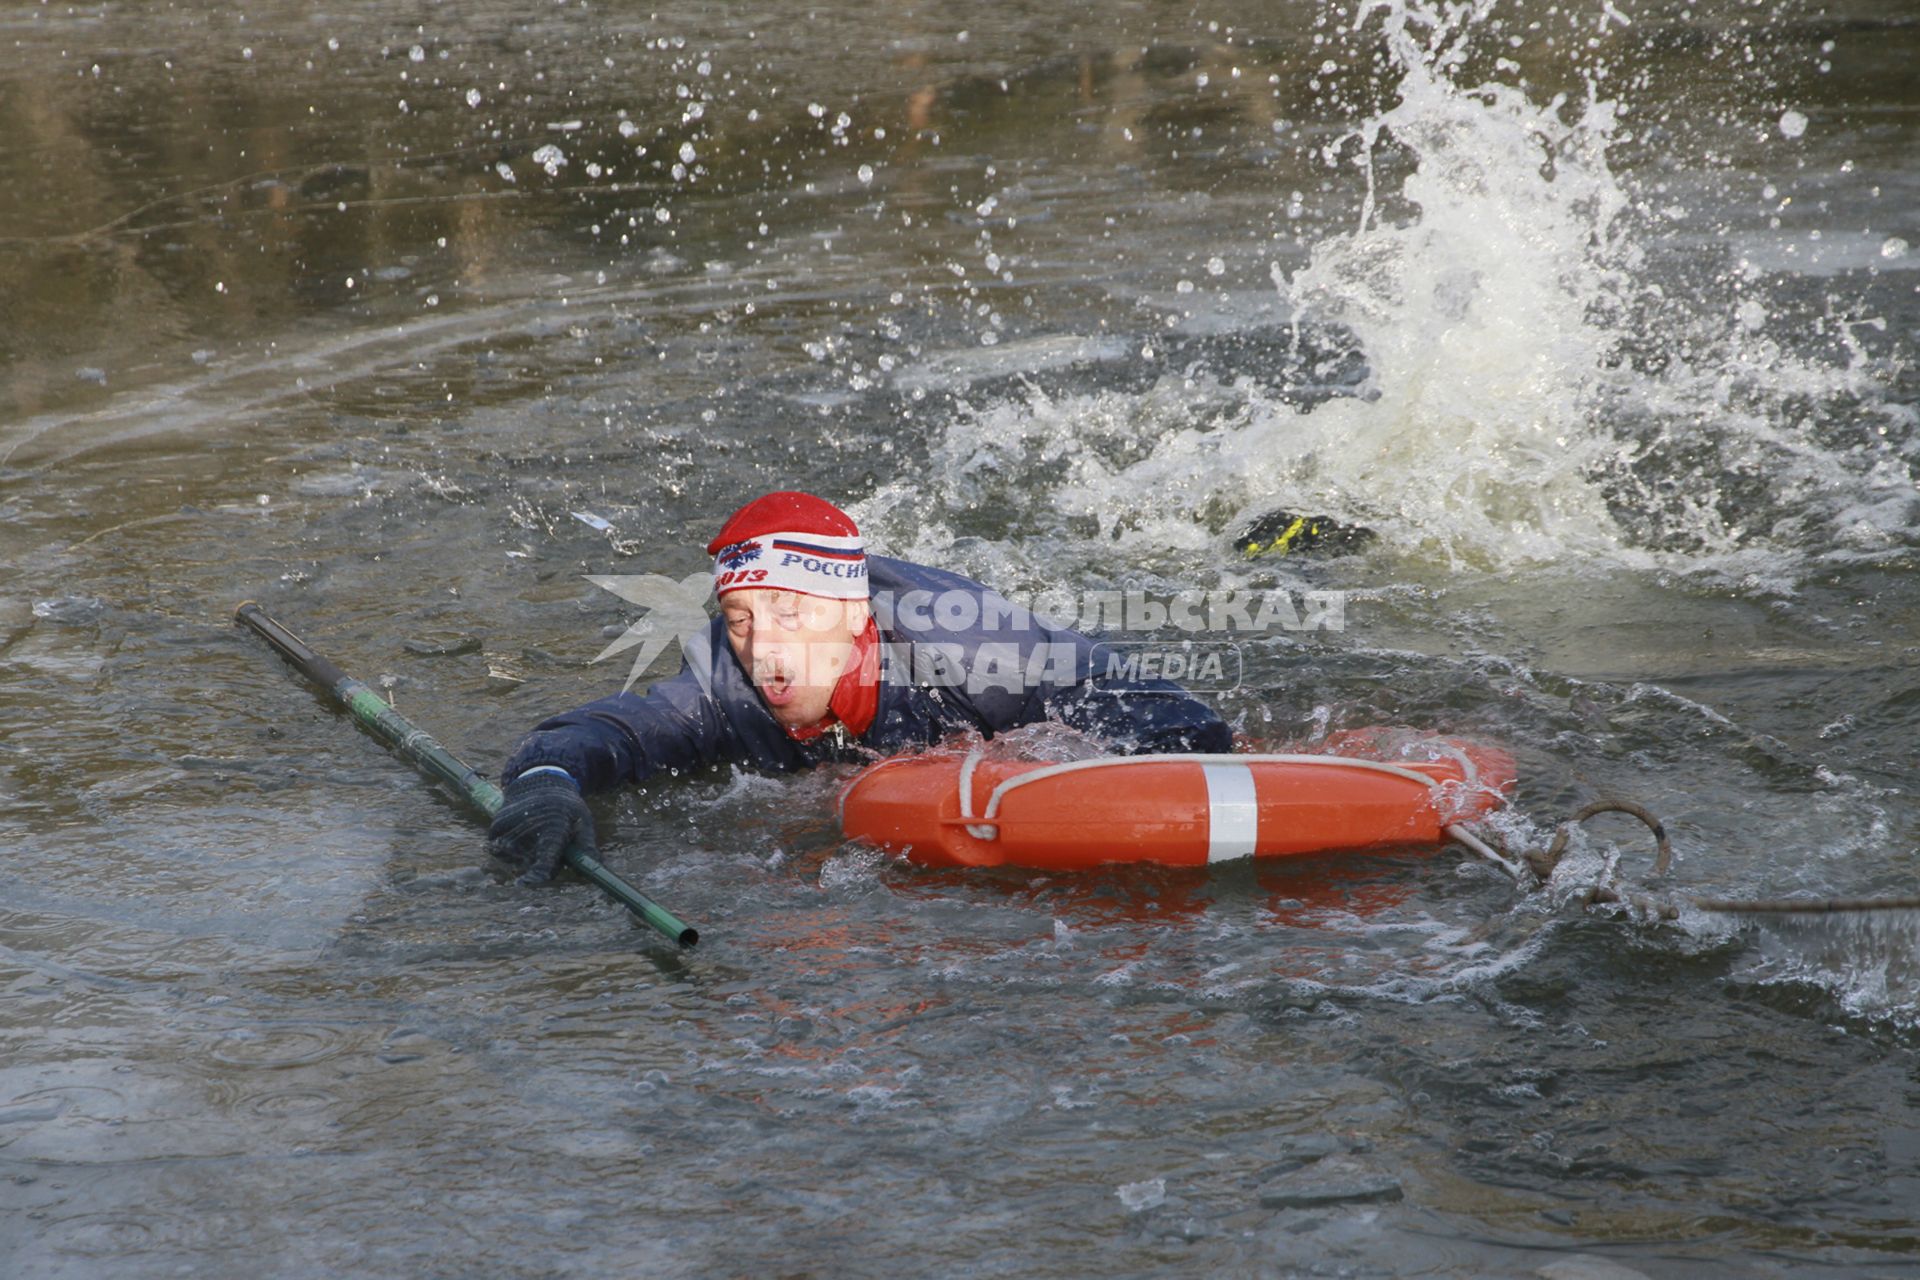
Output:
[{"left": 487, "top": 769, "right": 597, "bottom": 885}]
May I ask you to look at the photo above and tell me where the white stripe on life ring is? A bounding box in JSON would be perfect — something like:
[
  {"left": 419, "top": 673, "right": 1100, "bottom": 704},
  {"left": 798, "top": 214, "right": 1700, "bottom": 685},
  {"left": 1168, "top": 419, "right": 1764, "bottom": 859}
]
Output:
[{"left": 1202, "top": 763, "right": 1260, "bottom": 863}]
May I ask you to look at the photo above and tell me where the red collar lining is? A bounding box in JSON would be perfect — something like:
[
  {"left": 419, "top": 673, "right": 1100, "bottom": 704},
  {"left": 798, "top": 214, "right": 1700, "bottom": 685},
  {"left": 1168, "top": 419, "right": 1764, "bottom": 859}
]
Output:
[{"left": 782, "top": 618, "right": 880, "bottom": 741}]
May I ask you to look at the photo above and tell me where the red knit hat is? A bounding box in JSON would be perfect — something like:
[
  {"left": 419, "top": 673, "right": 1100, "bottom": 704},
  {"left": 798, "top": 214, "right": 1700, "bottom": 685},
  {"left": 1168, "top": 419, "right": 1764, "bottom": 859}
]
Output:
[{"left": 707, "top": 491, "right": 868, "bottom": 600}]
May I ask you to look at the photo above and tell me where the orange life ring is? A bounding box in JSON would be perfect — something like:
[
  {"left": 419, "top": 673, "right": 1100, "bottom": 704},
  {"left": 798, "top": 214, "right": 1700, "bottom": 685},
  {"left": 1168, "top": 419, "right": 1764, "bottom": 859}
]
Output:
[{"left": 839, "top": 732, "right": 1515, "bottom": 871}]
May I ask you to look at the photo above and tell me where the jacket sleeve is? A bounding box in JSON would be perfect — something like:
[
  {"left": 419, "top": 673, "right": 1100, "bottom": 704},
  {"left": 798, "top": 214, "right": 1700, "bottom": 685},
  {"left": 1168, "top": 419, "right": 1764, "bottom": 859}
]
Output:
[{"left": 500, "top": 623, "right": 742, "bottom": 792}]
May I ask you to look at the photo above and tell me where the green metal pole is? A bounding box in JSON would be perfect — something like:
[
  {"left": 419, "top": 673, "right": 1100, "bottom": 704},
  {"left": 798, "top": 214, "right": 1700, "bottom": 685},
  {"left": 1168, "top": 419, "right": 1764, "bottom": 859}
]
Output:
[{"left": 235, "top": 602, "right": 697, "bottom": 947}]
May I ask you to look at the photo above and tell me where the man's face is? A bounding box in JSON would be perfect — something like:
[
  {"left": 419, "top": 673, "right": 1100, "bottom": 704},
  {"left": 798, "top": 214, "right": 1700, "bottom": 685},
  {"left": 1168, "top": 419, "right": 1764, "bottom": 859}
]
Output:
[{"left": 720, "top": 588, "right": 869, "bottom": 728}]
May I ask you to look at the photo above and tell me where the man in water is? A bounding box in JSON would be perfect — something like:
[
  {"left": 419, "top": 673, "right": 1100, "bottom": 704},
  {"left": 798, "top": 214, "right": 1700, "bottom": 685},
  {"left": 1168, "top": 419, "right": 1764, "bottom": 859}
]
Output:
[{"left": 488, "top": 490, "right": 1230, "bottom": 881}]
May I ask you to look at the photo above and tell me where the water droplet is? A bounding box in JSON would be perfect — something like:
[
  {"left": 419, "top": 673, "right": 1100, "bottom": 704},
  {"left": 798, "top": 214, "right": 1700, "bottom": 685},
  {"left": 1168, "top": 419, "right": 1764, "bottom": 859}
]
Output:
[
  {"left": 1882, "top": 237, "right": 1911, "bottom": 261},
  {"left": 1778, "top": 109, "right": 1808, "bottom": 139},
  {"left": 856, "top": 164, "right": 874, "bottom": 185},
  {"left": 465, "top": 88, "right": 481, "bottom": 108},
  {"left": 1206, "top": 256, "right": 1225, "bottom": 276}
]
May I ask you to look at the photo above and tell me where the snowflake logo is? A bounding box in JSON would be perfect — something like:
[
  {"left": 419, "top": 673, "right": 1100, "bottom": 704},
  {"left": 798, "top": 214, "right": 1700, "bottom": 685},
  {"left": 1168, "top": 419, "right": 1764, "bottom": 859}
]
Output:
[
  {"left": 715, "top": 540, "right": 761, "bottom": 570},
  {"left": 586, "top": 571, "right": 716, "bottom": 694}
]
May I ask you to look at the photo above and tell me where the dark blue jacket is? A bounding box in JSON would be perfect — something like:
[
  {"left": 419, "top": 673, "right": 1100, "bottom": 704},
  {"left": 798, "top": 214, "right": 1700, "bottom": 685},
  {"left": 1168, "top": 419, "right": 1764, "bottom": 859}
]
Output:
[{"left": 502, "top": 555, "right": 1230, "bottom": 791}]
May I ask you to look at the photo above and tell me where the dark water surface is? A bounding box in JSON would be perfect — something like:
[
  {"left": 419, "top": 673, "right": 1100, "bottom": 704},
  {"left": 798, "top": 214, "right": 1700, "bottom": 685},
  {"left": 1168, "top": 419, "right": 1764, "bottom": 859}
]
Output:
[{"left": 4, "top": 1, "right": 1919, "bottom": 1275}]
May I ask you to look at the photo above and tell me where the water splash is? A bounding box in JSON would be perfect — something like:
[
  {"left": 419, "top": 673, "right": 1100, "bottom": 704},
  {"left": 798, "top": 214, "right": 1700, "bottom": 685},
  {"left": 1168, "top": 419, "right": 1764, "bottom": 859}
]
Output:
[
  {"left": 1253, "top": 0, "right": 1643, "bottom": 568},
  {"left": 1743, "top": 910, "right": 1920, "bottom": 1030},
  {"left": 872, "top": 0, "right": 1914, "bottom": 583}
]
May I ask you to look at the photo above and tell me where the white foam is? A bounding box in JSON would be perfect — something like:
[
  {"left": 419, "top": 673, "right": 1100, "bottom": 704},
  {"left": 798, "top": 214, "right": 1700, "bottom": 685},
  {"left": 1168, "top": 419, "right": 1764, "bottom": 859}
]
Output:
[{"left": 1744, "top": 911, "right": 1920, "bottom": 1029}]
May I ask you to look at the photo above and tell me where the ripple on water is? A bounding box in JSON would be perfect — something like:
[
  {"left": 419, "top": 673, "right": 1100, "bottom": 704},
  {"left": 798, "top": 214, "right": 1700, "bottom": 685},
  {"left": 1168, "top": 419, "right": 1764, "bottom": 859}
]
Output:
[
  {"left": 45, "top": 1213, "right": 160, "bottom": 1258},
  {"left": 243, "top": 1086, "right": 342, "bottom": 1119},
  {"left": 41, "top": 1205, "right": 247, "bottom": 1265},
  {"left": 207, "top": 1022, "right": 354, "bottom": 1069},
  {"left": 2, "top": 1082, "right": 125, "bottom": 1119}
]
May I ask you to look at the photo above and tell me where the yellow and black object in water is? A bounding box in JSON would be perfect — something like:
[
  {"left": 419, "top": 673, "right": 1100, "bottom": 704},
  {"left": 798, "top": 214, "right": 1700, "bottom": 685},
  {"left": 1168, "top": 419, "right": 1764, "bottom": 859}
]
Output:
[{"left": 1235, "top": 511, "right": 1377, "bottom": 559}]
